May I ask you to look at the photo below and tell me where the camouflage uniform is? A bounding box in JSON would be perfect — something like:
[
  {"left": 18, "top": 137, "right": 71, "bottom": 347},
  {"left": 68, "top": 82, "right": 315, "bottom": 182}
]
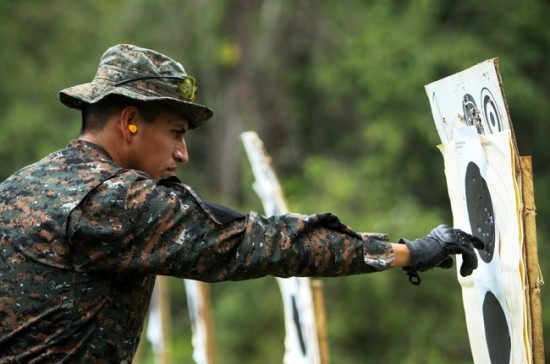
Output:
[{"left": 0, "top": 139, "right": 394, "bottom": 362}]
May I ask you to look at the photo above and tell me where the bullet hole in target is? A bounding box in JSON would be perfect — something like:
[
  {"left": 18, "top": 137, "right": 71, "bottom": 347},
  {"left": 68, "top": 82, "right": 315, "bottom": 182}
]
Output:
[{"left": 462, "top": 94, "right": 485, "bottom": 135}]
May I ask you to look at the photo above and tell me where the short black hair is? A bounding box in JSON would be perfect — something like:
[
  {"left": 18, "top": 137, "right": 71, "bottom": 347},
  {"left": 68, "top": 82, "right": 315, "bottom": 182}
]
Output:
[{"left": 80, "top": 95, "right": 173, "bottom": 135}]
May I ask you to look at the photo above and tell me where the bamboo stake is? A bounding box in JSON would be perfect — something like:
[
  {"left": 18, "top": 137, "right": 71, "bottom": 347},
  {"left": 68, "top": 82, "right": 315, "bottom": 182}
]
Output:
[
  {"left": 311, "top": 280, "right": 330, "bottom": 364},
  {"left": 520, "top": 156, "right": 544, "bottom": 364}
]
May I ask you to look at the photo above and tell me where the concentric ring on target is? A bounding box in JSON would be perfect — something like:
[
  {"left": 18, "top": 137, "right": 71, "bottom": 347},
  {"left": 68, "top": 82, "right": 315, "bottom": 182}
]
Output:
[{"left": 480, "top": 87, "right": 503, "bottom": 133}]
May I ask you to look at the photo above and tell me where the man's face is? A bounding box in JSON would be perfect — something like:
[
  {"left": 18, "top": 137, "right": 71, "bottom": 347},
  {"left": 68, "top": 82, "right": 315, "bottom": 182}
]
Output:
[{"left": 129, "top": 109, "right": 190, "bottom": 180}]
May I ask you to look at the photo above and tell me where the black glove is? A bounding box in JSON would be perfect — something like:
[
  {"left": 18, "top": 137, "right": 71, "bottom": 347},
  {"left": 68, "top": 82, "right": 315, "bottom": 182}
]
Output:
[{"left": 400, "top": 225, "right": 485, "bottom": 285}]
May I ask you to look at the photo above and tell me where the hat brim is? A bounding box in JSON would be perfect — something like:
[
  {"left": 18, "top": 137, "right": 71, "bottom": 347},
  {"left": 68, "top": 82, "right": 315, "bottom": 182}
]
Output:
[{"left": 59, "top": 82, "right": 213, "bottom": 129}]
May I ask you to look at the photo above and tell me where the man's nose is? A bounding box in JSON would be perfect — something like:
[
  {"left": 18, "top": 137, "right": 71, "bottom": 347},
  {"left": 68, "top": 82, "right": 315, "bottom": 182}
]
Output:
[{"left": 173, "top": 139, "right": 189, "bottom": 164}]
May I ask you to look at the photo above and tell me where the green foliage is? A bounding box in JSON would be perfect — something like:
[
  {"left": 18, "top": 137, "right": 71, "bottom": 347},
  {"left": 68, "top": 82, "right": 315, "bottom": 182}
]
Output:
[{"left": 1, "top": 0, "right": 549, "bottom": 362}]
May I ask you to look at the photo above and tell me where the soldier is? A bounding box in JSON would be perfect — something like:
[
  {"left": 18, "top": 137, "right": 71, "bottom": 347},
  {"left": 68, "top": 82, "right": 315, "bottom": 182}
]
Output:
[{"left": 0, "top": 44, "right": 484, "bottom": 362}]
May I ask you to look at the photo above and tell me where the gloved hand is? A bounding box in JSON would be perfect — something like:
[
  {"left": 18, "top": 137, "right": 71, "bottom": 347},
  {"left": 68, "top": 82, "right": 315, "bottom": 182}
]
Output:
[{"left": 400, "top": 225, "right": 485, "bottom": 284}]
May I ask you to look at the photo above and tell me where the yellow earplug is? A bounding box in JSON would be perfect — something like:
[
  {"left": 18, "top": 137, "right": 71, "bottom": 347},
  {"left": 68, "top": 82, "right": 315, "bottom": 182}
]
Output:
[{"left": 128, "top": 125, "right": 138, "bottom": 134}]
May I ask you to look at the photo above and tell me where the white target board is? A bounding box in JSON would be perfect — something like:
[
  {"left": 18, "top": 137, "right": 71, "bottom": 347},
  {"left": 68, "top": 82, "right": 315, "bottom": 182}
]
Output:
[
  {"left": 241, "top": 132, "right": 322, "bottom": 364},
  {"left": 425, "top": 59, "right": 530, "bottom": 363}
]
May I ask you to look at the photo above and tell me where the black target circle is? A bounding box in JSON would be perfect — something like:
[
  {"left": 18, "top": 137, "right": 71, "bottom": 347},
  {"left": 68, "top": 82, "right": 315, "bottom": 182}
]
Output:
[
  {"left": 483, "top": 291, "right": 511, "bottom": 364},
  {"left": 465, "top": 162, "right": 495, "bottom": 263},
  {"left": 480, "top": 87, "right": 503, "bottom": 133},
  {"left": 291, "top": 296, "right": 307, "bottom": 355}
]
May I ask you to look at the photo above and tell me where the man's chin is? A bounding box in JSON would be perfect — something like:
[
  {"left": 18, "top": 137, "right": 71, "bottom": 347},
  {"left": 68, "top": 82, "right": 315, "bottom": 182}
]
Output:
[{"left": 163, "top": 170, "right": 176, "bottom": 178}]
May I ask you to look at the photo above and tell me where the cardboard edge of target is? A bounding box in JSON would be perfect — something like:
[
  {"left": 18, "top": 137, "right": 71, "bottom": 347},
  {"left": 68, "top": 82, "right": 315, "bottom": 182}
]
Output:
[{"left": 424, "top": 57, "right": 544, "bottom": 363}]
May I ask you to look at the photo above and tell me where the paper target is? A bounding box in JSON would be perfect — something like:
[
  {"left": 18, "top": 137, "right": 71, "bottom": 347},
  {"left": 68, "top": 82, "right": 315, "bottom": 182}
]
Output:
[
  {"left": 425, "top": 59, "right": 528, "bottom": 363},
  {"left": 241, "top": 132, "right": 322, "bottom": 364}
]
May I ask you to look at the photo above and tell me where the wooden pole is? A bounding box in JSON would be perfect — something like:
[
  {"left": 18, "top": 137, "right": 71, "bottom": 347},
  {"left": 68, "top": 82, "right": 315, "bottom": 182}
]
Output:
[
  {"left": 158, "top": 276, "right": 172, "bottom": 364},
  {"left": 134, "top": 277, "right": 171, "bottom": 364},
  {"left": 133, "top": 331, "right": 145, "bottom": 364},
  {"left": 184, "top": 279, "right": 217, "bottom": 364},
  {"left": 200, "top": 281, "right": 216, "bottom": 364},
  {"left": 520, "top": 156, "right": 544, "bottom": 364},
  {"left": 311, "top": 280, "right": 330, "bottom": 364}
]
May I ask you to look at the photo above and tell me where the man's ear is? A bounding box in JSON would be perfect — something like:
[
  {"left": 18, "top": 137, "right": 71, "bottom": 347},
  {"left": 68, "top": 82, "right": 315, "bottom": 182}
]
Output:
[{"left": 119, "top": 106, "right": 140, "bottom": 142}]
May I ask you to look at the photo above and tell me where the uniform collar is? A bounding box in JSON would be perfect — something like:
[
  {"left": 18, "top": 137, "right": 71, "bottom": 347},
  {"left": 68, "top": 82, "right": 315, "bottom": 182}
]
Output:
[{"left": 68, "top": 139, "right": 115, "bottom": 163}]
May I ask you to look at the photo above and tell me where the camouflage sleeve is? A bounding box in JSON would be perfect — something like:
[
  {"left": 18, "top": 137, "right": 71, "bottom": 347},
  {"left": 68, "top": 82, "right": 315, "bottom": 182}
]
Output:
[{"left": 67, "top": 173, "right": 395, "bottom": 281}]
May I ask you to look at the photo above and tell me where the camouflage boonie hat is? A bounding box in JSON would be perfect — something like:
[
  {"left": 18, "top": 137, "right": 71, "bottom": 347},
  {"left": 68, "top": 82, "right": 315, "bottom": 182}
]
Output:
[{"left": 59, "top": 44, "right": 213, "bottom": 128}]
